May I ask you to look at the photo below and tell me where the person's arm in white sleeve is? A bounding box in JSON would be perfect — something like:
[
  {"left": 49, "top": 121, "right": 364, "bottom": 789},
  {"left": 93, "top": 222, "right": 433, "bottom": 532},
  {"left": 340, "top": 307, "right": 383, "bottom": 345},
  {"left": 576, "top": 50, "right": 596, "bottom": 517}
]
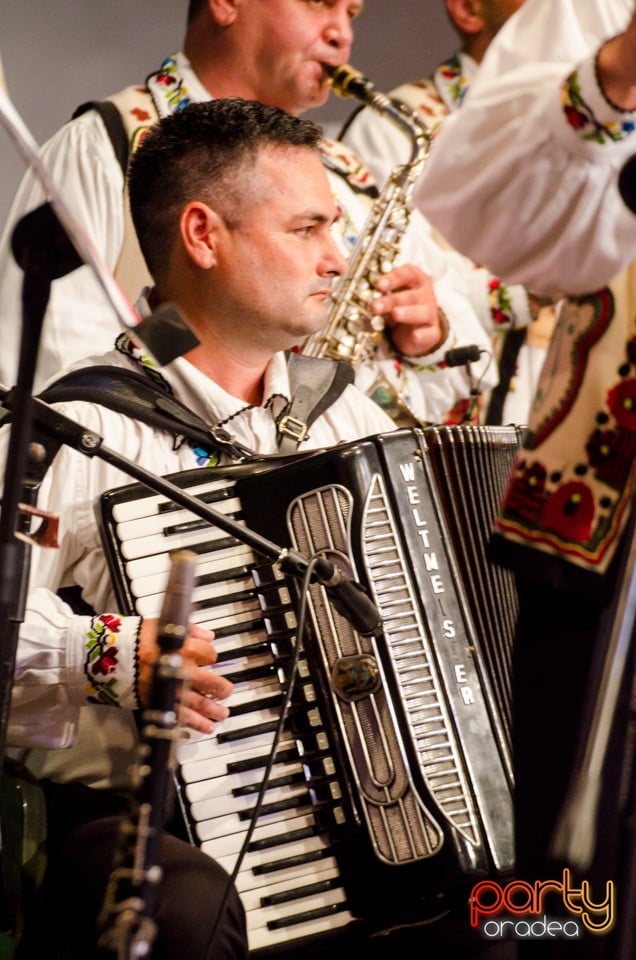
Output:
[
  {"left": 0, "top": 110, "right": 126, "bottom": 390},
  {"left": 1, "top": 402, "right": 230, "bottom": 750},
  {"left": 415, "top": 0, "right": 636, "bottom": 295}
]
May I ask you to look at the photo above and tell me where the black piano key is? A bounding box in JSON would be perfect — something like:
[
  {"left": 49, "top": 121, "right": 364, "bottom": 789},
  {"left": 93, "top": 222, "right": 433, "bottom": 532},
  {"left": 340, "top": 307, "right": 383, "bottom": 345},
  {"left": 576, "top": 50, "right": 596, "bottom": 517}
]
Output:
[
  {"left": 163, "top": 516, "right": 234, "bottom": 536},
  {"left": 251, "top": 564, "right": 284, "bottom": 588},
  {"left": 254, "top": 848, "right": 331, "bottom": 877},
  {"left": 267, "top": 901, "right": 349, "bottom": 931},
  {"left": 189, "top": 536, "right": 241, "bottom": 555},
  {"left": 196, "top": 565, "right": 252, "bottom": 588},
  {"left": 227, "top": 747, "right": 300, "bottom": 774},
  {"left": 217, "top": 718, "right": 279, "bottom": 744},
  {"left": 215, "top": 640, "right": 272, "bottom": 664},
  {"left": 232, "top": 771, "right": 304, "bottom": 797},
  {"left": 238, "top": 793, "right": 310, "bottom": 821},
  {"left": 213, "top": 619, "right": 264, "bottom": 640},
  {"left": 193, "top": 587, "right": 257, "bottom": 611},
  {"left": 227, "top": 693, "right": 283, "bottom": 718},
  {"left": 223, "top": 663, "right": 277, "bottom": 685},
  {"left": 261, "top": 875, "right": 340, "bottom": 907},
  {"left": 248, "top": 823, "right": 320, "bottom": 853},
  {"left": 158, "top": 484, "right": 236, "bottom": 513}
]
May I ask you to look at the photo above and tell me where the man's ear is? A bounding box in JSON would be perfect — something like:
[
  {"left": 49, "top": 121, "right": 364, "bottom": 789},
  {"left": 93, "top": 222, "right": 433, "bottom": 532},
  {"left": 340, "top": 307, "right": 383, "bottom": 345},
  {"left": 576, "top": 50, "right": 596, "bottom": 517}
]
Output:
[
  {"left": 180, "top": 201, "right": 223, "bottom": 269},
  {"left": 445, "top": 0, "right": 486, "bottom": 35},
  {"left": 208, "top": 0, "right": 240, "bottom": 28}
]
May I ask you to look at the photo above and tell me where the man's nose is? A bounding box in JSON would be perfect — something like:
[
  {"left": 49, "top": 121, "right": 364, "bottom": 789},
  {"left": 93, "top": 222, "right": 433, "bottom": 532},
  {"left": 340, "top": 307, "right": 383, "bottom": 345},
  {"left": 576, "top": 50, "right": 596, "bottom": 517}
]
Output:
[
  {"left": 323, "top": 8, "right": 354, "bottom": 53},
  {"left": 320, "top": 237, "right": 349, "bottom": 277}
]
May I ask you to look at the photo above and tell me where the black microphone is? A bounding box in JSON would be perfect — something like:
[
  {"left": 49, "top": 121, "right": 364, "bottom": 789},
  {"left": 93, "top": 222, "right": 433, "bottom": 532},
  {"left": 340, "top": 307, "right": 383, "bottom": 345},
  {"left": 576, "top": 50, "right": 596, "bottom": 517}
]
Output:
[
  {"left": 444, "top": 344, "right": 481, "bottom": 367},
  {"left": 618, "top": 153, "right": 636, "bottom": 215},
  {"left": 314, "top": 556, "right": 382, "bottom": 637}
]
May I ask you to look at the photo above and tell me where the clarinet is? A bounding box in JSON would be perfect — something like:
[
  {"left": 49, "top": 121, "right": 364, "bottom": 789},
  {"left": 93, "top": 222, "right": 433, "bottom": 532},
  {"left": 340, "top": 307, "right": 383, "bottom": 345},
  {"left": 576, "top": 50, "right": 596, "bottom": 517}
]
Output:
[{"left": 97, "top": 550, "right": 196, "bottom": 959}]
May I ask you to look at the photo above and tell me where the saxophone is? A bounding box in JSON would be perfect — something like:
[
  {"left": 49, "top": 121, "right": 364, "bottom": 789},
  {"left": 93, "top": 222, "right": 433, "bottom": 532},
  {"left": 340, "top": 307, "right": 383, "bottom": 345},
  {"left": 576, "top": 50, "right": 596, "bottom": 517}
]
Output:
[{"left": 302, "top": 63, "right": 433, "bottom": 421}]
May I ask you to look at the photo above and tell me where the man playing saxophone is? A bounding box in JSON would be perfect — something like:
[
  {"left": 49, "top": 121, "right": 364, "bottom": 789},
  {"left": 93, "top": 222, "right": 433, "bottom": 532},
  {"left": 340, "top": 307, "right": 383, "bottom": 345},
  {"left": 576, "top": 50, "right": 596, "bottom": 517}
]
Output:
[{"left": 0, "top": 0, "right": 494, "bottom": 424}]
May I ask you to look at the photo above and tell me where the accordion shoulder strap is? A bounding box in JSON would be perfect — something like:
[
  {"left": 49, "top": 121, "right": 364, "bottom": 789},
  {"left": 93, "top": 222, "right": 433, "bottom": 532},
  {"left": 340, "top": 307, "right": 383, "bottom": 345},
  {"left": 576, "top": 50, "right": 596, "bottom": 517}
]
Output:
[
  {"left": 37, "top": 365, "right": 254, "bottom": 462},
  {"left": 277, "top": 353, "right": 354, "bottom": 454},
  {"left": 34, "top": 355, "right": 353, "bottom": 461}
]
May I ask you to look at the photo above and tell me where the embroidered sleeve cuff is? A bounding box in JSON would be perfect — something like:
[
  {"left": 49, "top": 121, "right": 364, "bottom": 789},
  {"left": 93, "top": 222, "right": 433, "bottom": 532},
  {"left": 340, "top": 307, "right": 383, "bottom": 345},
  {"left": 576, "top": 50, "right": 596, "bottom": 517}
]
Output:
[
  {"left": 561, "top": 56, "right": 636, "bottom": 148},
  {"left": 76, "top": 612, "right": 142, "bottom": 709},
  {"left": 508, "top": 284, "right": 533, "bottom": 329}
]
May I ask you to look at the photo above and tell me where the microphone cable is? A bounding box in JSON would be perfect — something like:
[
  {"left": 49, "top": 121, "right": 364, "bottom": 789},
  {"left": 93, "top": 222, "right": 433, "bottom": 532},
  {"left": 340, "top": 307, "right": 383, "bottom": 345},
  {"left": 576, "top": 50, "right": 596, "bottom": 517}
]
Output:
[{"left": 203, "top": 552, "right": 325, "bottom": 960}]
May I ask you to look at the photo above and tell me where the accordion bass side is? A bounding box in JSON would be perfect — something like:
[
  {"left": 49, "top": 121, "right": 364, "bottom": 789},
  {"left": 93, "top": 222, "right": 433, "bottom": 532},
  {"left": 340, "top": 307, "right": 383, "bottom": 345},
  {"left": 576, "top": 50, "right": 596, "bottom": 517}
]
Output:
[{"left": 98, "top": 427, "right": 519, "bottom": 954}]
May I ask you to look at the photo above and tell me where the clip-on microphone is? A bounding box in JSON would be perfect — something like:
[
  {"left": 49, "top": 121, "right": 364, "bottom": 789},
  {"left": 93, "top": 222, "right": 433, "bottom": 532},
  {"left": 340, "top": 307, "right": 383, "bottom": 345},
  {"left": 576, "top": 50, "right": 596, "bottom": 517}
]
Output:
[{"left": 444, "top": 344, "right": 484, "bottom": 422}]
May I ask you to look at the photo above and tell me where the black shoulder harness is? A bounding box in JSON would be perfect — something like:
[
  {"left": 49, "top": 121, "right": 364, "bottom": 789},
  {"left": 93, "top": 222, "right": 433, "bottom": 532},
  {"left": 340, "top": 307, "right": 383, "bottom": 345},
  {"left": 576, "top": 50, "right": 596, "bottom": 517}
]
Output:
[{"left": 26, "top": 354, "right": 353, "bottom": 468}]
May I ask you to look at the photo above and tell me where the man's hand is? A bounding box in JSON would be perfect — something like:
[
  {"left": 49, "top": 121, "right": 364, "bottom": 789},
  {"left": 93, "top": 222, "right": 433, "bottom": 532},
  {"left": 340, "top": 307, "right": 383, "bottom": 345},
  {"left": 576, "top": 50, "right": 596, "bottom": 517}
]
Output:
[
  {"left": 138, "top": 619, "right": 233, "bottom": 735},
  {"left": 371, "top": 263, "right": 447, "bottom": 357}
]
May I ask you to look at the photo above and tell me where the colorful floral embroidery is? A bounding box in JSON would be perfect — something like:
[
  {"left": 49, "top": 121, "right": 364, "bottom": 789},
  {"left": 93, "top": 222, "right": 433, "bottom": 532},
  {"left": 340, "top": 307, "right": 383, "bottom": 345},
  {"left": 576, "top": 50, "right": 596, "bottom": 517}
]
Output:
[
  {"left": 488, "top": 278, "right": 514, "bottom": 327},
  {"left": 147, "top": 55, "right": 192, "bottom": 118},
  {"left": 435, "top": 54, "right": 470, "bottom": 109},
  {"left": 115, "top": 332, "right": 170, "bottom": 389},
  {"left": 191, "top": 444, "right": 220, "bottom": 467},
  {"left": 85, "top": 614, "right": 122, "bottom": 706},
  {"left": 318, "top": 139, "right": 378, "bottom": 199},
  {"left": 562, "top": 69, "right": 636, "bottom": 144},
  {"left": 130, "top": 107, "right": 151, "bottom": 122}
]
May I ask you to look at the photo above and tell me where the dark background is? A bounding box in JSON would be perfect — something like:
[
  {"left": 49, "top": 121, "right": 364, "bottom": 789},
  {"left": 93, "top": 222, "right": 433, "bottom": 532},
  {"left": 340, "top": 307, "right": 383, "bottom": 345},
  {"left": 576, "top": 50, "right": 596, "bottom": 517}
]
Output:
[{"left": 0, "top": 1, "right": 455, "bottom": 226}]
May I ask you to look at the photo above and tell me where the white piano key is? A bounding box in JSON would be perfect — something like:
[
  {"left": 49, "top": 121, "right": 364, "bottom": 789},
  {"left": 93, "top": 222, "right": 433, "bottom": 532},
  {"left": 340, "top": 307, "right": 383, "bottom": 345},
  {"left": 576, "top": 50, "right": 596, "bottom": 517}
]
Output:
[
  {"left": 184, "top": 759, "right": 302, "bottom": 804},
  {"left": 178, "top": 730, "right": 294, "bottom": 773},
  {"left": 124, "top": 542, "right": 254, "bottom": 584},
  {"left": 178, "top": 729, "right": 282, "bottom": 770},
  {"left": 115, "top": 495, "right": 242, "bottom": 543},
  {"left": 110, "top": 477, "right": 234, "bottom": 523},
  {"left": 240, "top": 864, "right": 344, "bottom": 915},
  {"left": 194, "top": 794, "right": 315, "bottom": 843},
  {"left": 118, "top": 517, "right": 247, "bottom": 561},
  {"left": 136, "top": 591, "right": 261, "bottom": 623},
  {"left": 226, "top": 854, "right": 341, "bottom": 895},
  {"left": 201, "top": 811, "right": 318, "bottom": 859},
  {"left": 133, "top": 572, "right": 257, "bottom": 612},
  {"left": 217, "top": 837, "right": 340, "bottom": 890},
  {"left": 190, "top": 781, "right": 308, "bottom": 822}
]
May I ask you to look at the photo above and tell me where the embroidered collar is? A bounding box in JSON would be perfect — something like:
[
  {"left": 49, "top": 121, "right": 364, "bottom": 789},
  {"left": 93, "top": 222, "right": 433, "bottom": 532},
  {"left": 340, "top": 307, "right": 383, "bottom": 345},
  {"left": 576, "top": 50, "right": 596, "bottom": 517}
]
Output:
[
  {"left": 146, "top": 52, "right": 210, "bottom": 119},
  {"left": 434, "top": 51, "right": 478, "bottom": 112}
]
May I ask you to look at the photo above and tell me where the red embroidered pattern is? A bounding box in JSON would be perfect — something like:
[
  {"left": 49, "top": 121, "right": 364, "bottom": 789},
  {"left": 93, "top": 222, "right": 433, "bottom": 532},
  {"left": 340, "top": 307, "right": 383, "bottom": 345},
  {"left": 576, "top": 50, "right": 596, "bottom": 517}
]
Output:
[
  {"left": 84, "top": 613, "right": 122, "bottom": 706},
  {"left": 562, "top": 69, "right": 636, "bottom": 144}
]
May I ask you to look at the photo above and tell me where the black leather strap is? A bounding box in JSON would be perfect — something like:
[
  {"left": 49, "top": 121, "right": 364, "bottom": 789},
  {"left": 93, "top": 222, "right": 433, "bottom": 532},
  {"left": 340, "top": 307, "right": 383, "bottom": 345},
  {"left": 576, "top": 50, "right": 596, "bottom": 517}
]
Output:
[
  {"left": 38, "top": 365, "right": 254, "bottom": 462},
  {"left": 72, "top": 101, "right": 130, "bottom": 176},
  {"left": 276, "top": 354, "right": 354, "bottom": 454}
]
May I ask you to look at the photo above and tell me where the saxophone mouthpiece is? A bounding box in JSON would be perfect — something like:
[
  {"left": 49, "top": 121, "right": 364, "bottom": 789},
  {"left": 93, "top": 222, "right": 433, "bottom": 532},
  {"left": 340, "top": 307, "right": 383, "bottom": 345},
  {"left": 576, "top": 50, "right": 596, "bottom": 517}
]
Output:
[{"left": 323, "top": 62, "right": 375, "bottom": 101}]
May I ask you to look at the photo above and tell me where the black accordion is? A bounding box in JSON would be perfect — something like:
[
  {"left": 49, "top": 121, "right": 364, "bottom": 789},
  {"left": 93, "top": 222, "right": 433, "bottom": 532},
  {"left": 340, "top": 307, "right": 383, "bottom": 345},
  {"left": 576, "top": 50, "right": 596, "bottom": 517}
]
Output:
[{"left": 98, "top": 426, "right": 521, "bottom": 955}]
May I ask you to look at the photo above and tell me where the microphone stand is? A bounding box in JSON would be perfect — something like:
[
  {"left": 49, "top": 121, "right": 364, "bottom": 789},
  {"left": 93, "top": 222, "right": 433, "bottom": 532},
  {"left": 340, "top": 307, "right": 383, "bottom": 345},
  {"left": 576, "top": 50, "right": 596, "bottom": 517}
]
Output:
[
  {"left": 0, "top": 206, "right": 83, "bottom": 767},
  {"left": 0, "top": 386, "right": 382, "bottom": 637},
  {"left": 0, "top": 65, "right": 196, "bottom": 769}
]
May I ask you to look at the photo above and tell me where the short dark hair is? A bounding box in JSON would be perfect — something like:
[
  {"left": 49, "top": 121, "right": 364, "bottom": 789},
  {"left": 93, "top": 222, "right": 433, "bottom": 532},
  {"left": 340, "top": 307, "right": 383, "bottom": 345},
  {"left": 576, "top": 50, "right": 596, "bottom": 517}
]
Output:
[{"left": 128, "top": 98, "right": 323, "bottom": 278}]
